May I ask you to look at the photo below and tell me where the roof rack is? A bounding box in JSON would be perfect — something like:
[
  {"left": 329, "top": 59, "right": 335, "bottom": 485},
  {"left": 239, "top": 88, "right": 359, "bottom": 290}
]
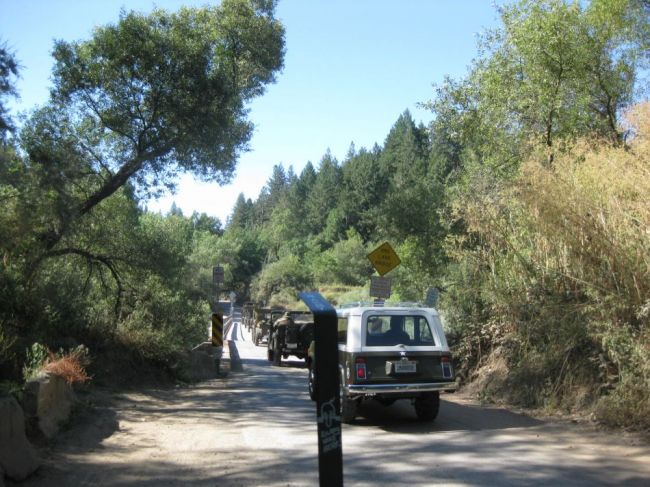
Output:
[
  {"left": 338, "top": 301, "right": 431, "bottom": 309},
  {"left": 339, "top": 301, "right": 378, "bottom": 308}
]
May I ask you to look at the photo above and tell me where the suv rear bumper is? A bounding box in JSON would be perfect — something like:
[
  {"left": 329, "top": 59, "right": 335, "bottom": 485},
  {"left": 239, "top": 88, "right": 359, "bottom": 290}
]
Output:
[{"left": 346, "top": 381, "right": 456, "bottom": 395}]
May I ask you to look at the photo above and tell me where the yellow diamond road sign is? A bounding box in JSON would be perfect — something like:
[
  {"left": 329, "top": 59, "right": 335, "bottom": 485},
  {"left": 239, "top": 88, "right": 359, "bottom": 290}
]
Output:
[{"left": 367, "top": 242, "right": 401, "bottom": 276}]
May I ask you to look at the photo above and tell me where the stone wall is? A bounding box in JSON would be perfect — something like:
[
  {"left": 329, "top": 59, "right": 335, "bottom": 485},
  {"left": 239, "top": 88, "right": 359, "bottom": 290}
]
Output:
[
  {"left": 0, "top": 395, "right": 40, "bottom": 482},
  {"left": 24, "top": 372, "right": 76, "bottom": 439}
]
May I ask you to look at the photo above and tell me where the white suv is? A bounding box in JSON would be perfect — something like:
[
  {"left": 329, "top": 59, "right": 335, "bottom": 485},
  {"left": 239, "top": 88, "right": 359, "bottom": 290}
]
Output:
[{"left": 308, "top": 303, "right": 456, "bottom": 423}]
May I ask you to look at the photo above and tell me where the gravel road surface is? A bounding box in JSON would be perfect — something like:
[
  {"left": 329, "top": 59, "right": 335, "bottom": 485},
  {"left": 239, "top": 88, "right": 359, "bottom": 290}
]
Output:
[{"left": 14, "top": 318, "right": 650, "bottom": 486}]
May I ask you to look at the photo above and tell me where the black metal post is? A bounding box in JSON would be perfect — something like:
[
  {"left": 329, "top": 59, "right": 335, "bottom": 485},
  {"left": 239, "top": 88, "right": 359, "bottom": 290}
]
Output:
[{"left": 299, "top": 292, "right": 343, "bottom": 487}]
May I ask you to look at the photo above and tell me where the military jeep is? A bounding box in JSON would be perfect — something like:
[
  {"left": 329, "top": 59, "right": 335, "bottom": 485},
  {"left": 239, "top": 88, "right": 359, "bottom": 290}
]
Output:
[
  {"left": 267, "top": 310, "right": 314, "bottom": 366},
  {"left": 241, "top": 302, "right": 256, "bottom": 331},
  {"left": 308, "top": 304, "right": 456, "bottom": 423},
  {"left": 252, "top": 308, "right": 280, "bottom": 346}
]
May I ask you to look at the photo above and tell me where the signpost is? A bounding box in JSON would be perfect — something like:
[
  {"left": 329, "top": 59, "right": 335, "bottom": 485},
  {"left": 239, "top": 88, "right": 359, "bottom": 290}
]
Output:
[
  {"left": 211, "top": 265, "right": 226, "bottom": 373},
  {"left": 213, "top": 265, "right": 224, "bottom": 287},
  {"left": 299, "top": 292, "right": 343, "bottom": 487},
  {"left": 425, "top": 287, "right": 440, "bottom": 307},
  {"left": 367, "top": 243, "right": 400, "bottom": 303},
  {"left": 369, "top": 276, "right": 392, "bottom": 299},
  {"left": 367, "top": 242, "right": 401, "bottom": 277}
]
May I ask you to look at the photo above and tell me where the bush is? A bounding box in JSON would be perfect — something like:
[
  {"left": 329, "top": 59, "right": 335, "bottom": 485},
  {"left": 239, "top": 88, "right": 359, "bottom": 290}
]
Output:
[
  {"left": 443, "top": 102, "right": 650, "bottom": 427},
  {"left": 251, "top": 254, "right": 313, "bottom": 304},
  {"left": 22, "top": 342, "right": 91, "bottom": 385},
  {"left": 43, "top": 345, "right": 91, "bottom": 385},
  {"left": 22, "top": 343, "right": 49, "bottom": 381}
]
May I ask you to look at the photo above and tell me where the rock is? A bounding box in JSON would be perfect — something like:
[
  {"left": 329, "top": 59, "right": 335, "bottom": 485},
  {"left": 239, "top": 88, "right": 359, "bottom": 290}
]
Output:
[
  {"left": 182, "top": 342, "right": 224, "bottom": 381},
  {"left": 186, "top": 349, "right": 219, "bottom": 381},
  {"left": 0, "top": 395, "right": 40, "bottom": 481},
  {"left": 24, "top": 373, "right": 75, "bottom": 439}
]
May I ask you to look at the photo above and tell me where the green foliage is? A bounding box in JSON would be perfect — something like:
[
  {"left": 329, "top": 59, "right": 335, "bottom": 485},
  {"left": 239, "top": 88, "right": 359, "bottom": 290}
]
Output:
[
  {"left": 441, "top": 103, "right": 650, "bottom": 426},
  {"left": 251, "top": 254, "right": 312, "bottom": 305},
  {"left": 305, "top": 152, "right": 342, "bottom": 236},
  {"left": 0, "top": 1, "right": 285, "bottom": 383},
  {"left": 0, "top": 43, "right": 19, "bottom": 135},
  {"left": 311, "top": 231, "right": 373, "bottom": 286},
  {"left": 22, "top": 343, "right": 49, "bottom": 381},
  {"left": 50, "top": 0, "right": 284, "bottom": 187}
]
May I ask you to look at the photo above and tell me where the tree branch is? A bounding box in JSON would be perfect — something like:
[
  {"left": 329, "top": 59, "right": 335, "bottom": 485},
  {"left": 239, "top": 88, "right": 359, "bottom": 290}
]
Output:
[{"left": 35, "top": 247, "right": 124, "bottom": 317}]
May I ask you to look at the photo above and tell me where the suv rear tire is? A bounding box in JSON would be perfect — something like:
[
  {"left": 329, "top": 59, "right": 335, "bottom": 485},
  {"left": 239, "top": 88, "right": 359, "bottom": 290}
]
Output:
[
  {"left": 340, "top": 381, "right": 357, "bottom": 423},
  {"left": 414, "top": 392, "right": 440, "bottom": 421}
]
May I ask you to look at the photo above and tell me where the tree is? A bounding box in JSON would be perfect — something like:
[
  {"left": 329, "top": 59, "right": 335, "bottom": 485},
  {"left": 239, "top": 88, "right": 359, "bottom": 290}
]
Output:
[
  {"left": 426, "top": 0, "right": 646, "bottom": 169},
  {"left": 21, "top": 0, "right": 285, "bottom": 252},
  {"left": 311, "top": 230, "right": 372, "bottom": 286},
  {"left": 0, "top": 43, "right": 19, "bottom": 136},
  {"left": 254, "top": 163, "right": 288, "bottom": 224},
  {"left": 376, "top": 111, "right": 433, "bottom": 240},
  {"left": 191, "top": 212, "right": 223, "bottom": 235},
  {"left": 251, "top": 254, "right": 312, "bottom": 304},
  {"left": 169, "top": 202, "right": 184, "bottom": 217},
  {"left": 339, "top": 145, "right": 383, "bottom": 242},
  {"left": 305, "top": 151, "right": 341, "bottom": 237},
  {"left": 228, "top": 193, "right": 255, "bottom": 229},
  {"left": 282, "top": 161, "right": 316, "bottom": 237}
]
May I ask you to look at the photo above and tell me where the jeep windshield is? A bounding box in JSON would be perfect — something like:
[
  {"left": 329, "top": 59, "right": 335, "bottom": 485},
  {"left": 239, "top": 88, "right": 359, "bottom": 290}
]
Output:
[{"left": 365, "top": 314, "right": 436, "bottom": 346}]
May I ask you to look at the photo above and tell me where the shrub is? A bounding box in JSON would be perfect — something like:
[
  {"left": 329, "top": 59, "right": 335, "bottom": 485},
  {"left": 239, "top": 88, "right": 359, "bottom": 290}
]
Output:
[
  {"left": 443, "top": 102, "right": 650, "bottom": 427},
  {"left": 22, "top": 343, "right": 91, "bottom": 385},
  {"left": 22, "top": 343, "right": 50, "bottom": 381},
  {"left": 43, "top": 345, "right": 91, "bottom": 385}
]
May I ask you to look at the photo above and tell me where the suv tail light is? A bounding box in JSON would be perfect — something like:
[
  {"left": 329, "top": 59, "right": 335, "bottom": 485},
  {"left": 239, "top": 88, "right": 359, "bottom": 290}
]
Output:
[
  {"left": 441, "top": 355, "right": 453, "bottom": 379},
  {"left": 355, "top": 357, "right": 367, "bottom": 380}
]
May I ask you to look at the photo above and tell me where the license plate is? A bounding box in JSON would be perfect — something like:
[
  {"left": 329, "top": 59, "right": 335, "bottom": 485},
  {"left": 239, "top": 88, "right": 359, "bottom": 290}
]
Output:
[
  {"left": 394, "top": 361, "right": 417, "bottom": 373},
  {"left": 286, "top": 342, "right": 298, "bottom": 349}
]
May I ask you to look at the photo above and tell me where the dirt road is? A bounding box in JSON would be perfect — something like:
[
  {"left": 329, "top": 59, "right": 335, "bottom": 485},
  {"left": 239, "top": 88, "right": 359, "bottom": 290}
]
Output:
[{"left": 15, "top": 319, "right": 650, "bottom": 486}]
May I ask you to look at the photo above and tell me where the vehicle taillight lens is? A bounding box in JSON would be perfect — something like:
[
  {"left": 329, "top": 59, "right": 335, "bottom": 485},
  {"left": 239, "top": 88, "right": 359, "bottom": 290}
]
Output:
[
  {"left": 441, "top": 355, "right": 453, "bottom": 379},
  {"left": 355, "top": 357, "right": 367, "bottom": 380}
]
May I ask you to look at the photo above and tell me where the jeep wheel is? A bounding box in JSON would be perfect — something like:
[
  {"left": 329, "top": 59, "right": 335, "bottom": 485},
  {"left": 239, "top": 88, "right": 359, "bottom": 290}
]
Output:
[
  {"left": 340, "top": 382, "right": 357, "bottom": 423},
  {"left": 272, "top": 341, "right": 282, "bottom": 366},
  {"left": 414, "top": 392, "right": 440, "bottom": 421}
]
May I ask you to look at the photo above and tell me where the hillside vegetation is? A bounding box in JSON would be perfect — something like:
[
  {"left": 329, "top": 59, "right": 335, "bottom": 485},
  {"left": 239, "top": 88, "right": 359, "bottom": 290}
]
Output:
[{"left": 1, "top": 0, "right": 649, "bottom": 429}]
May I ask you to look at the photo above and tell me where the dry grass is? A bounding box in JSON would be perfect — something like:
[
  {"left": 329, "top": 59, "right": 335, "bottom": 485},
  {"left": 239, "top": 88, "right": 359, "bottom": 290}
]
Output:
[
  {"left": 448, "top": 101, "right": 650, "bottom": 428},
  {"left": 43, "top": 348, "right": 91, "bottom": 385}
]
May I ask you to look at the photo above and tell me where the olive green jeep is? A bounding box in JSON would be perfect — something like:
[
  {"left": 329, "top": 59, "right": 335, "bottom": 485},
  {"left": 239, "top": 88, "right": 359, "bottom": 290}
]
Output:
[
  {"left": 267, "top": 310, "right": 314, "bottom": 366},
  {"left": 252, "top": 308, "right": 280, "bottom": 346}
]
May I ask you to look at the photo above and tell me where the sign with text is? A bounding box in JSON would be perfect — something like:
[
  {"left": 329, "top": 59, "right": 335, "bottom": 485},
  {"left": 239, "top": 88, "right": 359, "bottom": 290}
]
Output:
[
  {"left": 425, "top": 287, "right": 440, "bottom": 307},
  {"left": 367, "top": 242, "right": 401, "bottom": 276},
  {"left": 369, "top": 276, "right": 392, "bottom": 299},
  {"left": 212, "top": 265, "right": 224, "bottom": 286}
]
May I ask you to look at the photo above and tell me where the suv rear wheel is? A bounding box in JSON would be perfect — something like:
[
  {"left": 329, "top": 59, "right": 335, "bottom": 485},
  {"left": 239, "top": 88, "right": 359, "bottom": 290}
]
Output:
[
  {"left": 340, "top": 380, "right": 357, "bottom": 423},
  {"left": 414, "top": 392, "right": 440, "bottom": 421}
]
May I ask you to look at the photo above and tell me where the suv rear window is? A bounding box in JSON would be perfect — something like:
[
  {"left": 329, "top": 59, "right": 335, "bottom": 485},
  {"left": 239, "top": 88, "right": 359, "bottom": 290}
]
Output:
[{"left": 365, "top": 315, "right": 435, "bottom": 346}]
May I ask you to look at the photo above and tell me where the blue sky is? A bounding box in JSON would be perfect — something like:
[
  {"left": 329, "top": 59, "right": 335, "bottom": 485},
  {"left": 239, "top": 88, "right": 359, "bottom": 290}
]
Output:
[{"left": 1, "top": 0, "right": 502, "bottom": 223}]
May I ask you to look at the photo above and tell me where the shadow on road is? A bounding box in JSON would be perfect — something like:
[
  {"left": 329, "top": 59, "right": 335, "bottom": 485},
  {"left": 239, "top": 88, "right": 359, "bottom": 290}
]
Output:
[
  {"left": 20, "top": 327, "right": 650, "bottom": 487},
  {"left": 353, "top": 395, "right": 543, "bottom": 433}
]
